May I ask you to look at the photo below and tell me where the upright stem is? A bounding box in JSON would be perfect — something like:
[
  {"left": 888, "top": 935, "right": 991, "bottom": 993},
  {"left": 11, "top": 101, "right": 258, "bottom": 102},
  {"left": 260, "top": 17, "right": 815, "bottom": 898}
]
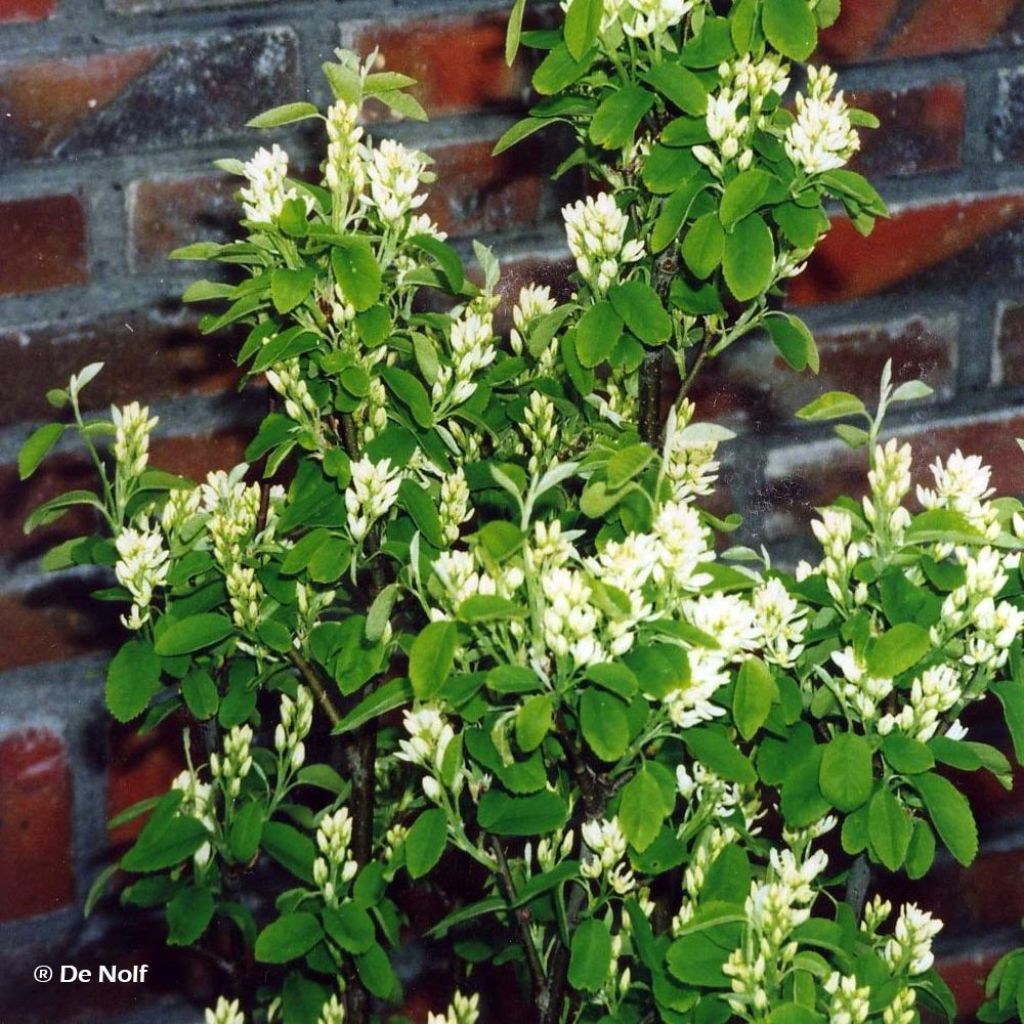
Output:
[
  {"left": 640, "top": 248, "right": 680, "bottom": 446},
  {"left": 844, "top": 853, "right": 871, "bottom": 921},
  {"left": 490, "top": 837, "right": 546, "bottom": 995}
]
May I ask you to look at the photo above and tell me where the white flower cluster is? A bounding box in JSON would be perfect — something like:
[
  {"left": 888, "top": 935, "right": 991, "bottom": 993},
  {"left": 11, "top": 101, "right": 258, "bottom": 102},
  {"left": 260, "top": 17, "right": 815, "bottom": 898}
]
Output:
[
  {"left": 325, "top": 99, "right": 366, "bottom": 207},
  {"left": 673, "top": 825, "right": 737, "bottom": 932},
  {"left": 201, "top": 467, "right": 262, "bottom": 569},
  {"left": 883, "top": 902, "right": 942, "bottom": 975},
  {"left": 784, "top": 65, "right": 860, "bottom": 175},
  {"left": 317, "top": 993, "right": 346, "bottom": 1024},
  {"left": 824, "top": 972, "right": 871, "bottom": 1024},
  {"left": 210, "top": 724, "right": 254, "bottom": 799},
  {"left": 580, "top": 817, "right": 635, "bottom": 894},
  {"left": 509, "top": 284, "right": 558, "bottom": 374},
  {"left": 439, "top": 468, "right": 472, "bottom": 545},
  {"left": 172, "top": 764, "right": 216, "bottom": 868},
  {"left": 205, "top": 996, "right": 245, "bottom": 1024},
  {"left": 112, "top": 401, "right": 158, "bottom": 482},
  {"left": 115, "top": 518, "right": 170, "bottom": 630},
  {"left": 397, "top": 704, "right": 459, "bottom": 802},
  {"left": 661, "top": 401, "right": 722, "bottom": 503},
  {"left": 918, "top": 449, "right": 1000, "bottom": 540},
  {"left": 562, "top": 194, "right": 644, "bottom": 294},
  {"left": 619, "top": 0, "right": 693, "bottom": 39},
  {"left": 865, "top": 439, "right": 913, "bottom": 549},
  {"left": 724, "top": 843, "right": 830, "bottom": 1016},
  {"left": 521, "top": 392, "right": 559, "bottom": 475},
  {"left": 266, "top": 357, "right": 322, "bottom": 441},
  {"left": 313, "top": 807, "right": 359, "bottom": 905},
  {"left": 275, "top": 686, "right": 314, "bottom": 773},
  {"left": 427, "top": 990, "right": 480, "bottom": 1024},
  {"left": 226, "top": 563, "right": 263, "bottom": 633},
  {"left": 345, "top": 456, "right": 402, "bottom": 544},
  {"left": 240, "top": 144, "right": 302, "bottom": 224},
  {"left": 877, "top": 664, "right": 961, "bottom": 742},
  {"left": 433, "top": 309, "right": 497, "bottom": 410},
  {"left": 364, "top": 138, "right": 430, "bottom": 227}
]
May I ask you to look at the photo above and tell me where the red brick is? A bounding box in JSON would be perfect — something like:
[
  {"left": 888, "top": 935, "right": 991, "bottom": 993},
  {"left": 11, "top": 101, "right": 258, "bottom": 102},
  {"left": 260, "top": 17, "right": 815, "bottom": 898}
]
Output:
[
  {"left": 107, "top": 719, "right": 182, "bottom": 846},
  {"left": 762, "top": 410, "right": 1024, "bottom": 540},
  {"left": 0, "top": 0, "right": 56, "bottom": 21},
  {"left": 349, "top": 13, "right": 528, "bottom": 119},
  {"left": 692, "top": 314, "right": 958, "bottom": 429},
  {"left": 819, "top": 0, "right": 1023, "bottom": 63},
  {"left": 0, "top": 727, "right": 74, "bottom": 920},
  {"left": 0, "top": 308, "right": 240, "bottom": 427},
  {"left": 0, "top": 195, "right": 87, "bottom": 297},
  {"left": 0, "top": 28, "right": 298, "bottom": 162},
  {"left": 992, "top": 68, "right": 1024, "bottom": 164},
  {"left": 996, "top": 302, "right": 1024, "bottom": 385},
  {"left": 0, "top": 587, "right": 114, "bottom": 671},
  {"left": 850, "top": 80, "right": 964, "bottom": 178},
  {"left": 789, "top": 193, "right": 1024, "bottom": 308},
  {"left": 938, "top": 950, "right": 1002, "bottom": 1018}
]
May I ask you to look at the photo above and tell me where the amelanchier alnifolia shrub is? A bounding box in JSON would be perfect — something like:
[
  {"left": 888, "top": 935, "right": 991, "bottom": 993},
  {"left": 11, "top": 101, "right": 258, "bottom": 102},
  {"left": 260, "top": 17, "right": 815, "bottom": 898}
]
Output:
[{"left": 17, "top": 4, "right": 1024, "bottom": 1024}]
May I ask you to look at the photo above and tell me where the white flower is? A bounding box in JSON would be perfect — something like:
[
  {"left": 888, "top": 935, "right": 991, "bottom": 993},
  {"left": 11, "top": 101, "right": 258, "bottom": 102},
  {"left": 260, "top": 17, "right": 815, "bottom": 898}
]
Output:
[
  {"left": 115, "top": 518, "right": 170, "bottom": 629},
  {"left": 884, "top": 903, "right": 942, "bottom": 975},
  {"left": 439, "top": 468, "right": 472, "bottom": 545},
  {"left": 562, "top": 193, "right": 644, "bottom": 293},
  {"left": 824, "top": 972, "right": 871, "bottom": 1024},
  {"left": 427, "top": 990, "right": 479, "bottom": 1024},
  {"left": 317, "top": 993, "right": 346, "bottom": 1024},
  {"left": 652, "top": 501, "right": 713, "bottom": 592},
  {"left": 363, "top": 138, "right": 429, "bottom": 225},
  {"left": 346, "top": 456, "right": 402, "bottom": 542},
  {"left": 240, "top": 144, "right": 303, "bottom": 223},
  {"left": 686, "top": 592, "right": 760, "bottom": 660},
  {"left": 324, "top": 99, "right": 366, "bottom": 200},
  {"left": 206, "top": 996, "right": 245, "bottom": 1024},
  {"left": 581, "top": 817, "right": 628, "bottom": 878},
  {"left": 753, "top": 578, "right": 807, "bottom": 667},
  {"left": 621, "top": 0, "right": 693, "bottom": 39},
  {"left": 112, "top": 401, "right": 158, "bottom": 480},
  {"left": 784, "top": 65, "right": 860, "bottom": 174}
]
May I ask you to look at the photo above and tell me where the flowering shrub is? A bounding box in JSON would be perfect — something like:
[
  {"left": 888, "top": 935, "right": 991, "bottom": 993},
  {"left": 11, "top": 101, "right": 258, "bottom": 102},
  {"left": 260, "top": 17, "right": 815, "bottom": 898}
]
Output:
[{"left": 17, "top": 4, "right": 1024, "bottom": 1024}]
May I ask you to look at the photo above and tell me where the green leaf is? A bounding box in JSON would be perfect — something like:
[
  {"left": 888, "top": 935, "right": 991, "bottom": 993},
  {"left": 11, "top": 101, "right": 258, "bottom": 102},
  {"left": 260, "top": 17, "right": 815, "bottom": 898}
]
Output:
[
  {"left": 533, "top": 43, "right": 594, "bottom": 96},
  {"left": 576, "top": 300, "right": 623, "bottom": 368},
  {"left": 866, "top": 623, "right": 930, "bottom": 678},
  {"left": 516, "top": 694, "right": 554, "bottom": 752},
  {"left": 155, "top": 614, "right": 234, "bottom": 656},
  {"left": 733, "top": 657, "right": 776, "bottom": 741},
  {"left": 356, "top": 944, "right": 400, "bottom": 1000},
  {"left": 493, "top": 116, "right": 548, "bottom": 156},
  {"left": 181, "top": 669, "right": 219, "bottom": 721},
  {"left": 820, "top": 733, "right": 873, "bottom": 812},
  {"left": 166, "top": 885, "right": 215, "bottom": 946},
  {"left": 262, "top": 821, "right": 316, "bottom": 883},
  {"left": 121, "top": 792, "right": 208, "bottom": 872},
  {"left": 763, "top": 0, "right": 818, "bottom": 60},
  {"left": 684, "top": 728, "right": 757, "bottom": 784},
  {"left": 864, "top": 786, "right": 913, "bottom": 868},
  {"left": 506, "top": 0, "right": 527, "bottom": 64},
  {"left": 682, "top": 212, "right": 725, "bottom": 279},
  {"left": 993, "top": 679, "right": 1024, "bottom": 764},
  {"left": 228, "top": 800, "right": 264, "bottom": 863},
  {"left": 652, "top": 182, "right": 701, "bottom": 253},
  {"left": 83, "top": 862, "right": 119, "bottom": 917},
  {"left": 666, "top": 929, "right": 732, "bottom": 987},
  {"left": 568, "top": 918, "right": 612, "bottom": 993},
  {"left": 565, "top": 0, "right": 603, "bottom": 59},
  {"left": 641, "top": 63, "right": 707, "bottom": 116},
  {"left": 905, "top": 818, "right": 936, "bottom": 880},
  {"left": 477, "top": 790, "right": 568, "bottom": 836},
  {"left": 609, "top": 279, "right": 673, "bottom": 344},
  {"left": 334, "top": 676, "right": 412, "bottom": 735},
  {"left": 405, "top": 808, "right": 448, "bottom": 879},
  {"left": 881, "top": 734, "right": 934, "bottom": 775},
  {"left": 271, "top": 267, "right": 316, "bottom": 314},
  {"left": 606, "top": 443, "right": 655, "bottom": 490},
  {"left": 407, "top": 234, "right": 465, "bottom": 293},
  {"left": 247, "top": 102, "right": 321, "bottom": 128},
  {"left": 332, "top": 238, "right": 382, "bottom": 312},
  {"left": 323, "top": 901, "right": 376, "bottom": 954},
  {"left": 398, "top": 478, "right": 445, "bottom": 547},
  {"left": 580, "top": 689, "right": 629, "bottom": 761},
  {"left": 619, "top": 765, "right": 671, "bottom": 852},
  {"left": 796, "top": 391, "right": 867, "bottom": 422},
  {"left": 765, "top": 314, "right": 819, "bottom": 373},
  {"left": 723, "top": 213, "right": 774, "bottom": 301},
  {"left": 767, "top": 1006, "right": 823, "bottom": 1024},
  {"left": 282, "top": 973, "right": 328, "bottom": 1024},
  {"left": 106, "top": 640, "right": 162, "bottom": 723},
  {"left": 720, "top": 169, "right": 779, "bottom": 229},
  {"left": 590, "top": 85, "right": 656, "bottom": 150},
  {"left": 19, "top": 423, "right": 65, "bottom": 480},
  {"left": 381, "top": 366, "right": 433, "bottom": 427},
  {"left": 913, "top": 771, "right": 978, "bottom": 866},
  {"left": 255, "top": 912, "right": 324, "bottom": 964},
  {"left": 409, "top": 620, "right": 458, "bottom": 699}
]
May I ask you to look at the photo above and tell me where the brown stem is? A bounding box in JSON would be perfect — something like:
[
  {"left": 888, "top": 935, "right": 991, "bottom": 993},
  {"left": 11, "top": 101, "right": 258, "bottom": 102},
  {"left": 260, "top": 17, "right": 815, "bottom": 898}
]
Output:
[
  {"left": 287, "top": 649, "right": 342, "bottom": 727},
  {"left": 540, "top": 884, "right": 588, "bottom": 1024},
  {"left": 639, "top": 248, "right": 681, "bottom": 447},
  {"left": 490, "top": 836, "right": 546, "bottom": 995},
  {"left": 844, "top": 852, "right": 872, "bottom": 921},
  {"left": 554, "top": 713, "right": 602, "bottom": 819}
]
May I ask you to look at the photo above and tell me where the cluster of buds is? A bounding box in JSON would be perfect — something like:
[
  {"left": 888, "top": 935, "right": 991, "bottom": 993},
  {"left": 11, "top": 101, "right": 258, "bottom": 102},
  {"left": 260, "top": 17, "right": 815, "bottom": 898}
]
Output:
[
  {"left": 883, "top": 903, "right": 943, "bottom": 975},
  {"left": 520, "top": 392, "right": 559, "bottom": 475},
  {"left": 210, "top": 725, "right": 254, "bottom": 800},
  {"left": 726, "top": 53, "right": 790, "bottom": 119},
  {"left": 275, "top": 686, "right": 314, "bottom": 773},
  {"left": 509, "top": 285, "right": 558, "bottom": 373},
  {"left": 580, "top": 817, "right": 635, "bottom": 894},
  {"left": 533, "top": 826, "right": 575, "bottom": 873},
  {"left": 877, "top": 664, "right": 962, "bottom": 742},
  {"left": 324, "top": 99, "right": 366, "bottom": 209},
  {"left": 864, "top": 440, "right": 913, "bottom": 549},
  {"left": 661, "top": 401, "right": 722, "bottom": 502},
  {"left": 266, "top": 358, "right": 323, "bottom": 441},
  {"left": 618, "top": 0, "right": 693, "bottom": 39},
  {"left": 562, "top": 194, "right": 645, "bottom": 294},
  {"left": 433, "top": 310, "right": 496, "bottom": 411},
  {"left": 240, "top": 144, "right": 302, "bottom": 224},
  {"left": 882, "top": 988, "right": 917, "bottom": 1024},
  {"left": 161, "top": 486, "right": 203, "bottom": 543},
  {"left": 830, "top": 647, "right": 894, "bottom": 724},
  {"left": 114, "top": 518, "right": 170, "bottom": 629},
  {"left": 317, "top": 994, "right": 345, "bottom": 1024},
  {"left": 313, "top": 807, "right": 359, "bottom": 905},
  {"left": 596, "top": 367, "right": 637, "bottom": 425},
  {"left": 675, "top": 826, "right": 736, "bottom": 928},
  {"left": 918, "top": 449, "right": 1000, "bottom": 541},
  {"left": 824, "top": 972, "right": 871, "bottom": 1024},
  {"left": 396, "top": 704, "right": 458, "bottom": 802},
  {"left": 226, "top": 564, "right": 263, "bottom": 633},
  {"left": 426, "top": 991, "right": 480, "bottom": 1024},
  {"left": 540, "top": 567, "right": 608, "bottom": 667},
  {"left": 438, "top": 468, "right": 472, "bottom": 546},
  {"left": 752, "top": 578, "right": 808, "bottom": 668},
  {"left": 363, "top": 138, "right": 429, "bottom": 227},
  {"left": 356, "top": 377, "right": 389, "bottom": 446},
  {"left": 808, "top": 508, "right": 864, "bottom": 607},
  {"left": 383, "top": 822, "right": 409, "bottom": 862},
  {"left": 205, "top": 997, "right": 245, "bottom": 1024},
  {"left": 112, "top": 402, "right": 158, "bottom": 483},
  {"left": 172, "top": 765, "right": 217, "bottom": 868},
  {"left": 201, "top": 467, "right": 261, "bottom": 569},
  {"left": 785, "top": 65, "right": 860, "bottom": 175},
  {"left": 430, "top": 549, "right": 524, "bottom": 619},
  {"left": 345, "top": 456, "right": 402, "bottom": 544},
  {"left": 694, "top": 90, "right": 752, "bottom": 176}
]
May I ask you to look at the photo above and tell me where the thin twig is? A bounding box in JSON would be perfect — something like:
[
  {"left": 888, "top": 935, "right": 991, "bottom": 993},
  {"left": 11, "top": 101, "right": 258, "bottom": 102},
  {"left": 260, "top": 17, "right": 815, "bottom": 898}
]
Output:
[
  {"left": 490, "top": 836, "right": 546, "bottom": 995},
  {"left": 287, "top": 649, "right": 342, "bottom": 727}
]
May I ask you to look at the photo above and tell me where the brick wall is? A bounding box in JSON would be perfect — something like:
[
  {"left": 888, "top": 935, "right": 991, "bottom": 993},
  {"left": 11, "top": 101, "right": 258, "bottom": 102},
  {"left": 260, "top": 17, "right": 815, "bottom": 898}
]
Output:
[{"left": 0, "top": 1, "right": 1022, "bottom": 1021}]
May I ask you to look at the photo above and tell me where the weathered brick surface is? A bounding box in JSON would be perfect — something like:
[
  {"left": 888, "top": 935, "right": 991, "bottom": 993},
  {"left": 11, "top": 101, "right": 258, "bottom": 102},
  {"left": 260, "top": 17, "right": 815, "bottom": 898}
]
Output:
[
  {"left": 0, "top": 28, "right": 299, "bottom": 163},
  {"left": 349, "top": 12, "right": 529, "bottom": 119},
  {"left": 0, "top": 727, "right": 74, "bottom": 920},
  {"left": 996, "top": 301, "right": 1024, "bottom": 384},
  {"left": 992, "top": 67, "right": 1024, "bottom": 164},
  {"left": 0, "top": 194, "right": 87, "bottom": 296},
  {"left": 0, "top": 0, "right": 56, "bottom": 21},
  {"left": 0, "top": 308, "right": 240, "bottom": 426},
  {"left": 850, "top": 80, "right": 964, "bottom": 177}
]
